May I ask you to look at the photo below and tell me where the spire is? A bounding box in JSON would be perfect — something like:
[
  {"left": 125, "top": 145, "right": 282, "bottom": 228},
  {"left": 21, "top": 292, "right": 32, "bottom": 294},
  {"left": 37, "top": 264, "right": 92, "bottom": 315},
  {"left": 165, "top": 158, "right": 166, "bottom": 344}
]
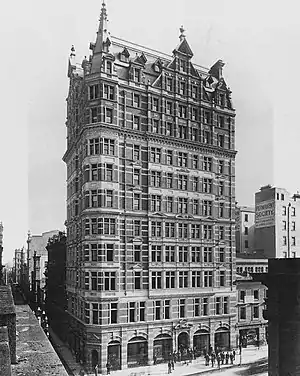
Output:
[{"left": 94, "top": 0, "right": 110, "bottom": 54}]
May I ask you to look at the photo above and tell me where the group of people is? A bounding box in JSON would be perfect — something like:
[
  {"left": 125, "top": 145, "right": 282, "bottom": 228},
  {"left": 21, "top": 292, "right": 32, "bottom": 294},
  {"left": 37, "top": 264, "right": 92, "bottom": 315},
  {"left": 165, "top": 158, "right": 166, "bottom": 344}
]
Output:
[{"left": 204, "top": 348, "right": 236, "bottom": 368}]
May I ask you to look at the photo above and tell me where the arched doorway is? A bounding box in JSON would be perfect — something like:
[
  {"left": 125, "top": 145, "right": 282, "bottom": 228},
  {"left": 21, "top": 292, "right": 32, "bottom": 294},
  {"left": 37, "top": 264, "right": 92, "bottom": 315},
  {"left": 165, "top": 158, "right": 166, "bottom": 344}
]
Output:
[
  {"left": 127, "top": 336, "right": 148, "bottom": 368},
  {"left": 107, "top": 341, "right": 121, "bottom": 370},
  {"left": 193, "top": 330, "right": 210, "bottom": 357},
  {"left": 153, "top": 334, "right": 173, "bottom": 364},
  {"left": 215, "top": 327, "right": 230, "bottom": 352},
  {"left": 91, "top": 349, "right": 98, "bottom": 368}
]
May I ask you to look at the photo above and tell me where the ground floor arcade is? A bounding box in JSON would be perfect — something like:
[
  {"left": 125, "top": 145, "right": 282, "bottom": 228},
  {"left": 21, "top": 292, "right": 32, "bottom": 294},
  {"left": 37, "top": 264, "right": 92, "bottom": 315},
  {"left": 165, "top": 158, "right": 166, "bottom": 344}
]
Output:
[{"left": 66, "top": 317, "right": 237, "bottom": 373}]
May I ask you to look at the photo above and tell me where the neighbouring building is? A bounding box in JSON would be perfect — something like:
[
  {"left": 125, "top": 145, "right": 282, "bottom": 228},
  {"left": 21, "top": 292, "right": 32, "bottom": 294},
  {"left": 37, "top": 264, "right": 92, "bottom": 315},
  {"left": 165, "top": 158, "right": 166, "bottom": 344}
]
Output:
[
  {"left": 262, "top": 259, "right": 300, "bottom": 375},
  {"left": 254, "top": 185, "right": 300, "bottom": 258},
  {"left": 235, "top": 274, "right": 267, "bottom": 348},
  {"left": 235, "top": 206, "right": 255, "bottom": 254},
  {"left": 63, "top": 2, "right": 237, "bottom": 372},
  {"left": 13, "top": 249, "right": 24, "bottom": 285},
  {"left": 236, "top": 254, "right": 268, "bottom": 275},
  {"left": 45, "top": 232, "right": 68, "bottom": 343},
  {"left": 0, "top": 222, "right": 3, "bottom": 284},
  {"left": 27, "top": 230, "right": 60, "bottom": 307}
]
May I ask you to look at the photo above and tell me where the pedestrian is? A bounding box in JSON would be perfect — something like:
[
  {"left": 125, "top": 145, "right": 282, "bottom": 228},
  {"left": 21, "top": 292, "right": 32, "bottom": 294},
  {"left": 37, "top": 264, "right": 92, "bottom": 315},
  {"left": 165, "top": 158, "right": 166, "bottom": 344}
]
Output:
[
  {"left": 220, "top": 351, "right": 225, "bottom": 365},
  {"left": 94, "top": 364, "right": 98, "bottom": 376},
  {"left": 230, "top": 352, "right": 234, "bottom": 365},
  {"left": 211, "top": 353, "right": 215, "bottom": 367},
  {"left": 217, "top": 354, "right": 221, "bottom": 369},
  {"left": 106, "top": 361, "right": 111, "bottom": 375},
  {"left": 233, "top": 349, "right": 236, "bottom": 360},
  {"left": 153, "top": 354, "right": 157, "bottom": 365},
  {"left": 168, "top": 360, "right": 172, "bottom": 374},
  {"left": 205, "top": 354, "right": 210, "bottom": 366},
  {"left": 225, "top": 352, "right": 229, "bottom": 365},
  {"left": 171, "top": 359, "right": 175, "bottom": 370},
  {"left": 173, "top": 351, "right": 177, "bottom": 363},
  {"left": 209, "top": 345, "right": 213, "bottom": 355}
]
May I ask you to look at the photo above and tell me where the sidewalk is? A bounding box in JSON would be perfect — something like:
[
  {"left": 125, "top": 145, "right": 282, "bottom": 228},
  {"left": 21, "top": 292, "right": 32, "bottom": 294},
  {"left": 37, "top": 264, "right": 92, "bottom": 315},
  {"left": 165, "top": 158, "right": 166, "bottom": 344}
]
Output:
[
  {"left": 48, "top": 327, "right": 87, "bottom": 376},
  {"left": 87, "top": 345, "right": 268, "bottom": 376}
]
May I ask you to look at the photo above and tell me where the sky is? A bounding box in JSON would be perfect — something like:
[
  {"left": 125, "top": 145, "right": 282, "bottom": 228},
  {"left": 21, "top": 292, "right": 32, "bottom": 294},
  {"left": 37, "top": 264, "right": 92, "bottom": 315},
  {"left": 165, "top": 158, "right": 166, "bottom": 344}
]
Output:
[{"left": 0, "top": 0, "right": 299, "bottom": 263}]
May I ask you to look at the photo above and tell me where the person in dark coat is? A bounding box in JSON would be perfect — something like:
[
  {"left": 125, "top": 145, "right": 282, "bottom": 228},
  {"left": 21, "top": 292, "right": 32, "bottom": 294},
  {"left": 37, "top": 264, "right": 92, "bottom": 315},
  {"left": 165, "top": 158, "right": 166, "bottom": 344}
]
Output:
[
  {"left": 225, "top": 352, "right": 229, "bottom": 365},
  {"left": 211, "top": 353, "right": 216, "bottom": 367},
  {"left": 217, "top": 354, "right": 221, "bottom": 369},
  {"left": 220, "top": 351, "right": 225, "bottom": 365},
  {"left": 233, "top": 349, "right": 236, "bottom": 360},
  {"left": 171, "top": 359, "right": 174, "bottom": 370},
  {"left": 106, "top": 361, "right": 111, "bottom": 375},
  {"left": 205, "top": 354, "right": 210, "bottom": 366},
  {"left": 230, "top": 352, "right": 234, "bottom": 364},
  {"left": 168, "top": 360, "right": 172, "bottom": 374}
]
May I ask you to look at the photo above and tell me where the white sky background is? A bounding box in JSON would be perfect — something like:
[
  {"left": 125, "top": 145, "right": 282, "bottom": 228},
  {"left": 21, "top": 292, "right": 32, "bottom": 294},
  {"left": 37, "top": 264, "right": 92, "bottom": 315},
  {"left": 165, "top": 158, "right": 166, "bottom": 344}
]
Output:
[{"left": 0, "top": 0, "right": 299, "bottom": 263}]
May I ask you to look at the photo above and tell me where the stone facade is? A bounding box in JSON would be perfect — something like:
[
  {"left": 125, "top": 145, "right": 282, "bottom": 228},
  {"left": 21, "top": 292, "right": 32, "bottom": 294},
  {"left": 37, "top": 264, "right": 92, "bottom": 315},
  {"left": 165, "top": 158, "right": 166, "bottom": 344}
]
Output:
[
  {"left": 0, "top": 286, "right": 16, "bottom": 364},
  {"left": 235, "top": 275, "right": 267, "bottom": 348},
  {"left": 63, "top": 2, "right": 237, "bottom": 373}
]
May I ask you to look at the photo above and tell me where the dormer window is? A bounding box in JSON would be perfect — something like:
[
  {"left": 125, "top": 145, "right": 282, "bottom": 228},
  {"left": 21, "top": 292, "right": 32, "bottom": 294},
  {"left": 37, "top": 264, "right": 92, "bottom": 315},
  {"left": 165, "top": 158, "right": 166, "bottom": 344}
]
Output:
[
  {"left": 166, "top": 78, "right": 173, "bottom": 91},
  {"left": 179, "top": 60, "right": 187, "bottom": 73},
  {"left": 133, "top": 68, "right": 141, "bottom": 82},
  {"left": 120, "top": 47, "right": 130, "bottom": 63},
  {"left": 106, "top": 61, "right": 112, "bottom": 75},
  {"left": 219, "top": 93, "right": 225, "bottom": 107}
]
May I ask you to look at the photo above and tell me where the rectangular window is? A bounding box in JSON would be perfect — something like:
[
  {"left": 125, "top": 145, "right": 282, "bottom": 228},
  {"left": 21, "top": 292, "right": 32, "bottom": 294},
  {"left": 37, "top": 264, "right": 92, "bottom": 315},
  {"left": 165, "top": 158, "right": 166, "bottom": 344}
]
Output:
[
  {"left": 166, "top": 173, "right": 173, "bottom": 188},
  {"left": 105, "top": 108, "right": 113, "bottom": 123},
  {"left": 253, "top": 306, "right": 259, "bottom": 319},
  {"left": 292, "top": 221, "right": 296, "bottom": 231},
  {"left": 203, "top": 225, "right": 213, "bottom": 240},
  {"left": 151, "top": 245, "right": 162, "bottom": 263},
  {"left": 150, "top": 171, "right": 162, "bottom": 187},
  {"left": 165, "top": 222, "right": 175, "bottom": 238},
  {"left": 152, "top": 272, "right": 162, "bottom": 289},
  {"left": 194, "top": 298, "right": 200, "bottom": 317},
  {"left": 139, "top": 302, "right": 146, "bottom": 321},
  {"left": 204, "top": 271, "right": 213, "bottom": 287},
  {"left": 283, "top": 236, "right": 287, "bottom": 246},
  {"left": 244, "top": 226, "right": 249, "bottom": 235},
  {"left": 178, "top": 105, "right": 187, "bottom": 118},
  {"left": 218, "top": 160, "right": 224, "bottom": 174},
  {"left": 133, "top": 145, "right": 140, "bottom": 161},
  {"left": 219, "top": 248, "right": 225, "bottom": 263},
  {"left": 218, "top": 134, "right": 225, "bottom": 147},
  {"left": 240, "top": 307, "right": 246, "bottom": 320},
  {"left": 192, "top": 176, "right": 198, "bottom": 191},
  {"left": 166, "top": 196, "right": 173, "bottom": 213},
  {"left": 191, "top": 224, "right": 200, "bottom": 239},
  {"left": 110, "top": 303, "right": 118, "bottom": 324},
  {"left": 155, "top": 301, "right": 161, "bottom": 320},
  {"left": 204, "top": 131, "right": 211, "bottom": 144},
  {"left": 219, "top": 203, "right": 225, "bottom": 218},
  {"left": 133, "top": 68, "right": 140, "bottom": 82},
  {"left": 134, "top": 244, "right": 141, "bottom": 262},
  {"left": 129, "top": 302, "right": 136, "bottom": 322},
  {"left": 292, "top": 237, "right": 296, "bottom": 246},
  {"left": 240, "top": 290, "right": 245, "bottom": 302},
  {"left": 178, "top": 175, "right": 188, "bottom": 190},
  {"left": 134, "top": 220, "right": 141, "bottom": 237},
  {"left": 219, "top": 271, "right": 225, "bottom": 287},
  {"left": 151, "top": 221, "right": 162, "bottom": 237},
  {"left": 219, "top": 181, "right": 225, "bottom": 196},
  {"left": 178, "top": 271, "right": 188, "bottom": 288},
  {"left": 133, "top": 94, "right": 140, "bottom": 108},
  {"left": 192, "top": 271, "right": 201, "bottom": 288},
  {"left": 203, "top": 178, "right": 213, "bottom": 193},
  {"left": 133, "top": 115, "right": 140, "bottom": 130},
  {"left": 178, "top": 246, "right": 188, "bottom": 262},
  {"left": 133, "top": 193, "right": 140, "bottom": 210},
  {"left": 165, "top": 271, "right": 175, "bottom": 288},
  {"left": 178, "top": 152, "right": 188, "bottom": 167},
  {"left": 165, "top": 246, "right": 175, "bottom": 262},
  {"left": 166, "top": 150, "right": 173, "bottom": 165},
  {"left": 89, "top": 84, "right": 100, "bottom": 100},
  {"left": 179, "top": 299, "right": 185, "bottom": 318},
  {"left": 166, "top": 78, "right": 173, "bottom": 91},
  {"left": 166, "top": 101, "right": 172, "bottom": 114},
  {"left": 216, "top": 297, "right": 221, "bottom": 315},
  {"left": 204, "top": 247, "right": 213, "bottom": 263},
  {"left": 103, "top": 84, "right": 114, "bottom": 100},
  {"left": 202, "top": 297, "right": 209, "bottom": 316},
  {"left": 292, "top": 207, "right": 296, "bottom": 216},
  {"left": 152, "top": 119, "right": 159, "bottom": 133},
  {"left": 192, "top": 199, "right": 199, "bottom": 215},
  {"left": 192, "top": 155, "right": 198, "bottom": 169},
  {"left": 203, "top": 200, "right": 213, "bottom": 216},
  {"left": 133, "top": 169, "right": 140, "bottom": 186},
  {"left": 134, "top": 271, "right": 141, "bottom": 289},
  {"left": 153, "top": 97, "right": 159, "bottom": 112},
  {"left": 223, "top": 297, "right": 229, "bottom": 314},
  {"left": 203, "top": 111, "right": 211, "bottom": 124},
  {"left": 151, "top": 195, "right": 162, "bottom": 212},
  {"left": 218, "top": 116, "right": 225, "bottom": 128},
  {"left": 254, "top": 290, "right": 259, "bottom": 300},
  {"left": 282, "top": 206, "right": 287, "bottom": 216},
  {"left": 166, "top": 122, "right": 172, "bottom": 136},
  {"left": 191, "top": 247, "right": 201, "bottom": 263},
  {"left": 103, "top": 138, "right": 115, "bottom": 155},
  {"left": 178, "top": 223, "right": 188, "bottom": 238},
  {"left": 178, "top": 198, "right": 188, "bottom": 214},
  {"left": 164, "top": 300, "right": 170, "bottom": 319},
  {"left": 203, "top": 157, "right": 212, "bottom": 172},
  {"left": 150, "top": 147, "right": 161, "bottom": 163}
]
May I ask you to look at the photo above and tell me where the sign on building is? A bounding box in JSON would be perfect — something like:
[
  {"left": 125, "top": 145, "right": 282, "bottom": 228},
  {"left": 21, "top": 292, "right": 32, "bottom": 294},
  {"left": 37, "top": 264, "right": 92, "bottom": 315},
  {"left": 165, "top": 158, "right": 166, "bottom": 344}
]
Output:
[{"left": 255, "top": 200, "right": 275, "bottom": 228}]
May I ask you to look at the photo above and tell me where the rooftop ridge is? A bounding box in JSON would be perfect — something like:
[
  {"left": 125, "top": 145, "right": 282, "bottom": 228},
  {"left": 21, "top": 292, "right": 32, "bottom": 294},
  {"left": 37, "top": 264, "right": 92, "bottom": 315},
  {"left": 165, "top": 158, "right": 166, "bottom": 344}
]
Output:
[{"left": 111, "top": 35, "right": 209, "bottom": 73}]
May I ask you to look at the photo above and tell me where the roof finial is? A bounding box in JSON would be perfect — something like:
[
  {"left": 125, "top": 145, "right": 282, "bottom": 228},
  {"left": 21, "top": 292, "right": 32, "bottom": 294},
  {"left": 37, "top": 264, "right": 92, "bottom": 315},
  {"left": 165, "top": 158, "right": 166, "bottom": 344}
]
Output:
[
  {"left": 179, "top": 25, "right": 186, "bottom": 42},
  {"left": 70, "top": 45, "right": 76, "bottom": 58}
]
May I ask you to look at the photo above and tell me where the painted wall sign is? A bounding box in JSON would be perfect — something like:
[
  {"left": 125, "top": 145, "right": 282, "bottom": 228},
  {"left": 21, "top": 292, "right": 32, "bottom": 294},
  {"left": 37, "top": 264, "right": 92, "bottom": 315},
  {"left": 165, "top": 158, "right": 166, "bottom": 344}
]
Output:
[{"left": 255, "top": 200, "right": 275, "bottom": 228}]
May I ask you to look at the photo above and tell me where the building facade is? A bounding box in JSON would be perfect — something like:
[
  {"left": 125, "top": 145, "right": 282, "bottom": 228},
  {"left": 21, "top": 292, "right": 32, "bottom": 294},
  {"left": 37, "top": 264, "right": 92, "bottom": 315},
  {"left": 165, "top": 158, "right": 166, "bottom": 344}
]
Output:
[
  {"left": 27, "top": 230, "right": 60, "bottom": 307},
  {"left": 13, "top": 249, "right": 24, "bottom": 284},
  {"left": 235, "top": 206, "right": 255, "bottom": 254},
  {"left": 255, "top": 185, "right": 300, "bottom": 258},
  {"left": 63, "top": 3, "right": 237, "bottom": 372},
  {"left": 235, "top": 275, "right": 267, "bottom": 348},
  {"left": 236, "top": 255, "right": 268, "bottom": 275},
  {"left": 45, "top": 232, "right": 68, "bottom": 343}
]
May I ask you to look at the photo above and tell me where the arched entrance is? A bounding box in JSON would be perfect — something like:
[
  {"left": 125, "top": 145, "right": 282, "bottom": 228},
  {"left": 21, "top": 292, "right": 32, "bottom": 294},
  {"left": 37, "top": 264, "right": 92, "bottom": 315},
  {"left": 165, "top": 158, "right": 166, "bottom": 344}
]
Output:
[
  {"left": 153, "top": 334, "right": 173, "bottom": 364},
  {"left": 127, "top": 336, "right": 148, "bottom": 368},
  {"left": 215, "top": 327, "right": 230, "bottom": 351},
  {"left": 193, "top": 329, "right": 210, "bottom": 356},
  {"left": 91, "top": 349, "right": 98, "bottom": 368},
  {"left": 107, "top": 341, "right": 121, "bottom": 370}
]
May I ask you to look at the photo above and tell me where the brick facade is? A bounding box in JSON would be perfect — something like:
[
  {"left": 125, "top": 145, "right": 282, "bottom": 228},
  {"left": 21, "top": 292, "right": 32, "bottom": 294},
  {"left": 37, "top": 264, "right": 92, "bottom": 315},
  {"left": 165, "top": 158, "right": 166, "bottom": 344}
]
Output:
[{"left": 63, "top": 3, "right": 237, "bottom": 373}]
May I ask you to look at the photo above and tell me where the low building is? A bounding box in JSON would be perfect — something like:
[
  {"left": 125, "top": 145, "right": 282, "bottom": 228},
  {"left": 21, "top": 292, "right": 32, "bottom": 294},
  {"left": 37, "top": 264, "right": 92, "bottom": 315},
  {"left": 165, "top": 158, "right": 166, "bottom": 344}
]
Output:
[
  {"left": 235, "top": 275, "right": 267, "bottom": 348},
  {"left": 236, "top": 254, "right": 268, "bottom": 275},
  {"left": 235, "top": 206, "right": 255, "bottom": 254},
  {"left": 45, "top": 232, "right": 68, "bottom": 343}
]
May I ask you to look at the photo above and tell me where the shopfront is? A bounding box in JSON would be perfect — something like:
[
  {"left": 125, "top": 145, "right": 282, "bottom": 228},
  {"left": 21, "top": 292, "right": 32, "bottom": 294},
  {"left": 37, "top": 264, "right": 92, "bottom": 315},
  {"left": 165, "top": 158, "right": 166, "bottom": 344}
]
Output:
[{"left": 153, "top": 334, "right": 173, "bottom": 364}]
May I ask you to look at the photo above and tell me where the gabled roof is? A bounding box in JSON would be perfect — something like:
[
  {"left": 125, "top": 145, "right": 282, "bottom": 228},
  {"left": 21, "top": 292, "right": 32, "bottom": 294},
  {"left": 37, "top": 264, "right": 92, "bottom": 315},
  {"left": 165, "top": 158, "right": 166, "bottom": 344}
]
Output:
[{"left": 173, "top": 38, "right": 194, "bottom": 58}]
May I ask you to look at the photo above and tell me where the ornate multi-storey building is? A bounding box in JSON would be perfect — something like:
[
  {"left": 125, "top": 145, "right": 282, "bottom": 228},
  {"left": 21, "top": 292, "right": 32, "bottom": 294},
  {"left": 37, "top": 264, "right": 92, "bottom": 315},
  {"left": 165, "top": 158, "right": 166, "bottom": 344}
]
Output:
[{"left": 63, "top": 2, "right": 237, "bottom": 372}]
